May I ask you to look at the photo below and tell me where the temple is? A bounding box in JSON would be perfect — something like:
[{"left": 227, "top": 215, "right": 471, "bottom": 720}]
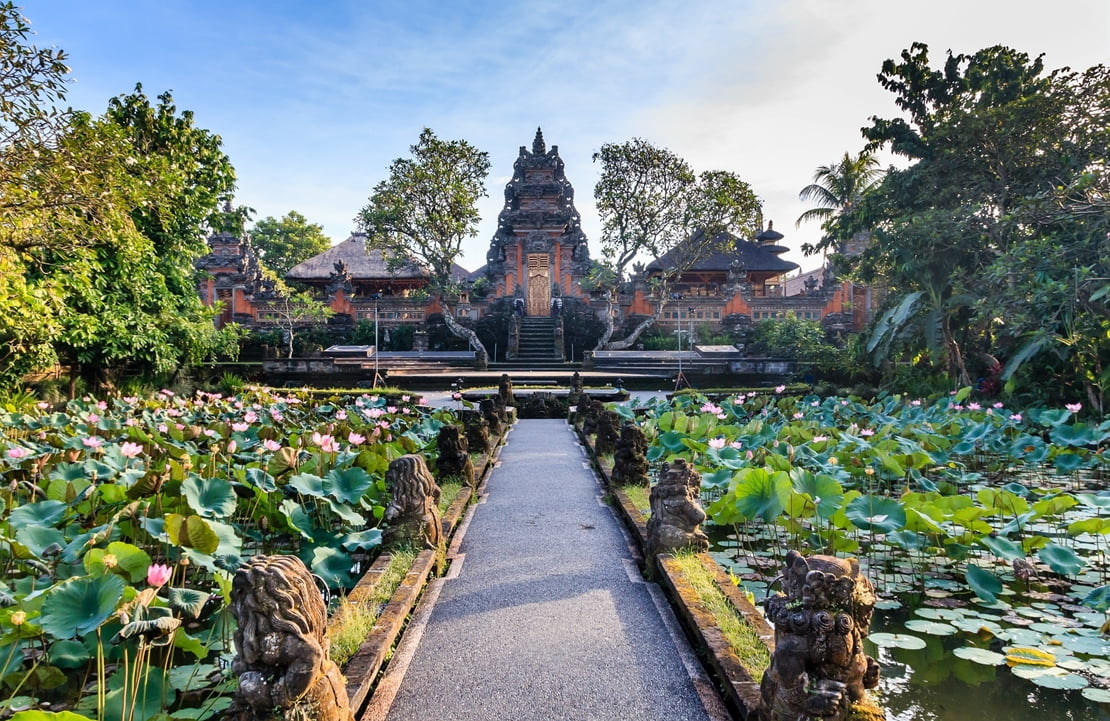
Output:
[{"left": 195, "top": 128, "right": 868, "bottom": 356}]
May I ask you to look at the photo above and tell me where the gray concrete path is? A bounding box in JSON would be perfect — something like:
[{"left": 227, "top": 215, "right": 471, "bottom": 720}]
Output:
[{"left": 368, "top": 419, "right": 727, "bottom": 721}]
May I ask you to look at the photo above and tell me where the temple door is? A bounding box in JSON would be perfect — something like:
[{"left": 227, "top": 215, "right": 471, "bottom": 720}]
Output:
[{"left": 527, "top": 254, "right": 550, "bottom": 316}]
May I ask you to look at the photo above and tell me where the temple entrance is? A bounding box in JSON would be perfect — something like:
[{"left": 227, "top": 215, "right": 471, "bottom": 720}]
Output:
[{"left": 526, "top": 254, "right": 550, "bottom": 316}]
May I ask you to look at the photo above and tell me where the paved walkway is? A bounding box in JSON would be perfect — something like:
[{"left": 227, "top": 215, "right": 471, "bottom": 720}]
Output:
[{"left": 365, "top": 419, "right": 728, "bottom": 721}]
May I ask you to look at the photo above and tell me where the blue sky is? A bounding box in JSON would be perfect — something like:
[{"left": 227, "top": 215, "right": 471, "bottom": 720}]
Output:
[{"left": 23, "top": 0, "right": 1110, "bottom": 273}]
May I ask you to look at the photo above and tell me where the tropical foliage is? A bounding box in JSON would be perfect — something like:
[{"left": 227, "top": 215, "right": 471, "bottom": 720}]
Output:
[
  {"left": 838, "top": 44, "right": 1110, "bottom": 410},
  {"left": 248, "top": 211, "right": 332, "bottom": 278}
]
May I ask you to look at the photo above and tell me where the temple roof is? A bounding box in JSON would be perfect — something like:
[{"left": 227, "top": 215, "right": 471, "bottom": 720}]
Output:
[
  {"left": 285, "top": 233, "right": 470, "bottom": 282},
  {"left": 646, "top": 230, "right": 799, "bottom": 274}
]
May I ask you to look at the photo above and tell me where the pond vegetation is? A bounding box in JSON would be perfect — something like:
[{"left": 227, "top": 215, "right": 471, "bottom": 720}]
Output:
[
  {"left": 616, "top": 389, "right": 1110, "bottom": 710},
  {"left": 0, "top": 388, "right": 462, "bottom": 719}
]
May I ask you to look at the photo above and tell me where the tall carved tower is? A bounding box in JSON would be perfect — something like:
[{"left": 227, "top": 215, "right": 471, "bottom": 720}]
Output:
[{"left": 484, "top": 128, "right": 591, "bottom": 314}]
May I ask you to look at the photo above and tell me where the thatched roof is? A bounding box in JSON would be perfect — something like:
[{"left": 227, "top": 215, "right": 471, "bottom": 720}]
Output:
[
  {"left": 285, "top": 233, "right": 470, "bottom": 282},
  {"left": 645, "top": 231, "right": 799, "bottom": 275}
]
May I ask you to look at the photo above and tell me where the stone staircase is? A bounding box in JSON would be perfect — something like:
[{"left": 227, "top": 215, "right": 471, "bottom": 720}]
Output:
[{"left": 515, "top": 317, "right": 561, "bottom": 362}]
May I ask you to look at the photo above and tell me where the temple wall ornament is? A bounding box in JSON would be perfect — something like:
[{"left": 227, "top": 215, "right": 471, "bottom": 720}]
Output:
[
  {"left": 759, "top": 551, "right": 884, "bottom": 721},
  {"left": 228, "top": 555, "right": 354, "bottom": 721},
  {"left": 645, "top": 459, "right": 709, "bottom": 558}
]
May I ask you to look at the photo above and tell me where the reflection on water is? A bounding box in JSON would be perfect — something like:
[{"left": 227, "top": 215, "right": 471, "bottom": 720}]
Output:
[{"left": 867, "top": 612, "right": 1110, "bottom": 721}]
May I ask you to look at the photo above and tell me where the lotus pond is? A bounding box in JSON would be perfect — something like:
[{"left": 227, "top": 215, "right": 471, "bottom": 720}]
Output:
[
  {"left": 617, "top": 390, "right": 1110, "bottom": 719},
  {"left": 0, "top": 388, "right": 461, "bottom": 721}
]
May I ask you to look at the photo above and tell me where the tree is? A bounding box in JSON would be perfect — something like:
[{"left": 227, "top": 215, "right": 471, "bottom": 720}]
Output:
[
  {"left": 795, "top": 151, "right": 883, "bottom": 256},
  {"left": 843, "top": 43, "right": 1110, "bottom": 403},
  {"left": 592, "top": 139, "right": 761, "bottom": 349},
  {"left": 269, "top": 289, "right": 333, "bottom": 359},
  {"left": 46, "top": 86, "right": 238, "bottom": 392},
  {"left": 250, "top": 211, "right": 332, "bottom": 277},
  {"left": 356, "top": 128, "right": 491, "bottom": 362}
]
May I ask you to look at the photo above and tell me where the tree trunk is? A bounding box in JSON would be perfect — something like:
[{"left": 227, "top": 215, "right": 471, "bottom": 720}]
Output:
[
  {"left": 593, "top": 296, "right": 616, "bottom": 351},
  {"left": 440, "top": 301, "right": 488, "bottom": 367}
]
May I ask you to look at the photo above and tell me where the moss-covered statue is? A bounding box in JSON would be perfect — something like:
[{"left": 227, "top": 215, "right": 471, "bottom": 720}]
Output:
[
  {"left": 228, "top": 555, "right": 354, "bottom": 721},
  {"left": 759, "top": 551, "right": 884, "bottom": 721}
]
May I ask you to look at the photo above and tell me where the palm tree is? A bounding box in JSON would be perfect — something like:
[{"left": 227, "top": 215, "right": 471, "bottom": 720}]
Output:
[{"left": 795, "top": 151, "right": 883, "bottom": 256}]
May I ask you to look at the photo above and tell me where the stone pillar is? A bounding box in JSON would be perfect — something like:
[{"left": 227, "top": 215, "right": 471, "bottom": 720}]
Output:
[
  {"left": 228, "top": 555, "right": 354, "bottom": 721},
  {"left": 610, "top": 423, "right": 649, "bottom": 487}
]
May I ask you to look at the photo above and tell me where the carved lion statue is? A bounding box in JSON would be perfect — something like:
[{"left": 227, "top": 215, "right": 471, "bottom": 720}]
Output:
[
  {"left": 645, "top": 459, "right": 709, "bottom": 558},
  {"left": 228, "top": 555, "right": 353, "bottom": 721},
  {"left": 759, "top": 551, "right": 883, "bottom": 721},
  {"left": 383, "top": 454, "right": 443, "bottom": 550}
]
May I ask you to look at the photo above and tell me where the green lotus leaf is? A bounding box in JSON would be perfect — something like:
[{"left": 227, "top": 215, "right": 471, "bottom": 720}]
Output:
[
  {"left": 279, "top": 499, "right": 317, "bottom": 541},
  {"left": 903, "top": 619, "right": 957, "bottom": 636},
  {"left": 163, "top": 513, "right": 220, "bottom": 555},
  {"left": 8, "top": 500, "right": 68, "bottom": 529},
  {"left": 288, "top": 472, "right": 326, "bottom": 498},
  {"left": 40, "top": 575, "right": 125, "bottom": 639},
  {"left": 182, "top": 474, "right": 237, "bottom": 519},
  {"left": 244, "top": 467, "right": 277, "bottom": 492},
  {"left": 167, "top": 588, "right": 212, "bottom": 620},
  {"left": 845, "top": 495, "right": 906, "bottom": 533},
  {"left": 339, "top": 529, "right": 383, "bottom": 552},
  {"left": 978, "top": 535, "right": 1025, "bottom": 561},
  {"left": 1028, "top": 670, "right": 1088, "bottom": 690},
  {"left": 47, "top": 639, "right": 89, "bottom": 670},
  {"left": 1037, "top": 543, "right": 1086, "bottom": 576},
  {"left": 1082, "top": 687, "right": 1110, "bottom": 703},
  {"left": 1051, "top": 423, "right": 1096, "bottom": 447},
  {"left": 657, "top": 431, "right": 689, "bottom": 453},
  {"left": 1053, "top": 452, "right": 1085, "bottom": 474},
  {"left": 1052, "top": 633, "right": 1110, "bottom": 656},
  {"left": 866, "top": 632, "right": 926, "bottom": 650},
  {"left": 83, "top": 541, "right": 151, "bottom": 583},
  {"left": 966, "top": 564, "right": 1003, "bottom": 602},
  {"left": 10, "top": 711, "right": 94, "bottom": 721},
  {"left": 308, "top": 546, "right": 353, "bottom": 590},
  {"left": 324, "top": 467, "right": 374, "bottom": 504},
  {"left": 14, "top": 526, "right": 65, "bottom": 559},
  {"left": 1005, "top": 646, "right": 1056, "bottom": 667},
  {"left": 1082, "top": 584, "right": 1110, "bottom": 612},
  {"left": 731, "top": 468, "right": 791, "bottom": 523},
  {"left": 953, "top": 646, "right": 1006, "bottom": 666}
]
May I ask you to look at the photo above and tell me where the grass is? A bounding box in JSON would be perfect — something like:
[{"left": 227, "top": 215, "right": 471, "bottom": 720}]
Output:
[
  {"left": 329, "top": 548, "right": 418, "bottom": 668},
  {"left": 438, "top": 480, "right": 464, "bottom": 513},
  {"left": 671, "top": 550, "right": 771, "bottom": 680},
  {"left": 621, "top": 483, "right": 651, "bottom": 517}
]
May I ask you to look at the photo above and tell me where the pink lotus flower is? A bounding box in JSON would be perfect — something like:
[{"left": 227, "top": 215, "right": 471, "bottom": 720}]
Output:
[
  {"left": 119, "top": 441, "right": 143, "bottom": 458},
  {"left": 367, "top": 408, "right": 385, "bottom": 419},
  {"left": 96, "top": 401, "right": 107, "bottom": 411},
  {"left": 911, "top": 399, "right": 922, "bottom": 406},
  {"left": 82, "top": 436, "right": 103, "bottom": 449},
  {"left": 860, "top": 428, "right": 875, "bottom": 437},
  {"left": 992, "top": 402, "right": 1004, "bottom": 409},
  {"left": 123, "top": 396, "right": 138, "bottom": 404},
  {"left": 387, "top": 406, "right": 398, "bottom": 414},
  {"left": 968, "top": 402, "right": 981, "bottom": 410},
  {"left": 244, "top": 411, "right": 258, "bottom": 423},
  {"left": 813, "top": 435, "right": 829, "bottom": 443},
  {"left": 270, "top": 410, "right": 283, "bottom": 422},
  {"left": 311, "top": 432, "right": 340, "bottom": 453},
  {"left": 708, "top": 437, "right": 726, "bottom": 449},
  {"left": 157, "top": 423, "right": 169, "bottom": 433},
  {"left": 226, "top": 440, "right": 237, "bottom": 454},
  {"left": 125, "top": 418, "right": 138, "bottom": 427},
  {"left": 263, "top": 439, "right": 282, "bottom": 452},
  {"left": 231, "top": 422, "right": 248, "bottom": 432},
  {"left": 775, "top": 385, "right": 786, "bottom": 394},
  {"left": 1009, "top": 413, "right": 1023, "bottom": 422},
  {"left": 729, "top": 441, "right": 742, "bottom": 450},
  {"left": 402, "top": 395, "right": 410, "bottom": 402},
  {"left": 336, "top": 410, "right": 347, "bottom": 420},
  {"left": 402, "top": 407, "right": 410, "bottom": 414},
  {"left": 147, "top": 563, "right": 172, "bottom": 587},
  {"left": 203, "top": 429, "right": 217, "bottom": 438},
  {"left": 87, "top": 413, "right": 100, "bottom": 423},
  {"left": 1066, "top": 402, "right": 1082, "bottom": 413},
  {"left": 793, "top": 412, "right": 804, "bottom": 419},
  {"left": 348, "top": 432, "right": 366, "bottom": 446},
  {"left": 6, "top": 447, "right": 30, "bottom": 460},
  {"left": 160, "top": 389, "right": 174, "bottom": 397},
  {"left": 700, "top": 402, "right": 722, "bottom": 414},
  {"left": 36, "top": 401, "right": 49, "bottom": 410}
]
